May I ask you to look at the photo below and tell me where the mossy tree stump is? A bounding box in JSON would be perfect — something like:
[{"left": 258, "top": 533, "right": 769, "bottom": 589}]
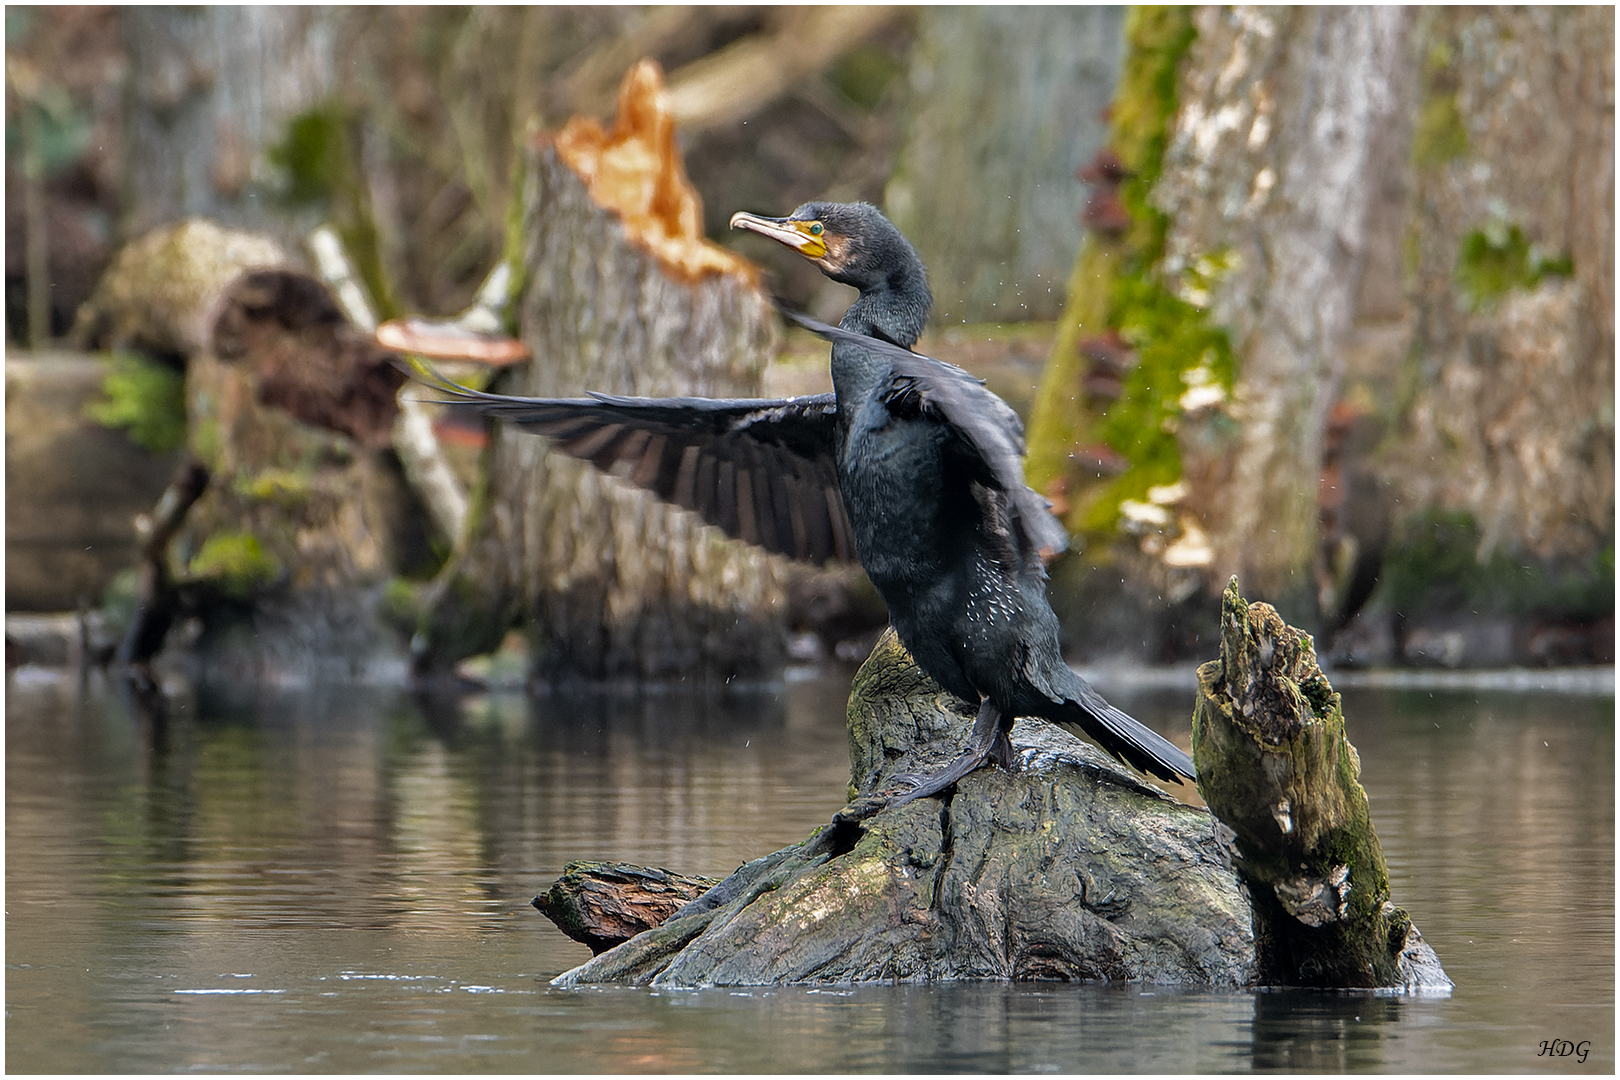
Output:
[
  {"left": 74, "top": 219, "right": 429, "bottom": 679},
  {"left": 542, "top": 589, "right": 1450, "bottom": 990},
  {"left": 551, "top": 628, "right": 1255, "bottom": 987},
  {"left": 1193, "top": 578, "right": 1450, "bottom": 989}
]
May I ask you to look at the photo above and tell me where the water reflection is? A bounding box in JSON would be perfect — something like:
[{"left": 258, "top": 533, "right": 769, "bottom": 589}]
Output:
[{"left": 5, "top": 666, "right": 1612, "bottom": 1073}]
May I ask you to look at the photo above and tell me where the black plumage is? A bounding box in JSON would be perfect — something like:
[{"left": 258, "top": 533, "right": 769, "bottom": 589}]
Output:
[{"left": 414, "top": 200, "right": 1194, "bottom": 796}]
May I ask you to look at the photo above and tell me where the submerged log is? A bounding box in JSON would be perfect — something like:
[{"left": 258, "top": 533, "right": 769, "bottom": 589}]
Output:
[
  {"left": 544, "top": 588, "right": 1450, "bottom": 990},
  {"left": 1192, "top": 578, "right": 1451, "bottom": 990},
  {"left": 553, "top": 628, "right": 1255, "bottom": 987}
]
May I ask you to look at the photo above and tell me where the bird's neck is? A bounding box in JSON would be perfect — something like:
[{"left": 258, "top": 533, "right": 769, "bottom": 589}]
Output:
[
  {"left": 831, "top": 263, "right": 931, "bottom": 410},
  {"left": 838, "top": 263, "right": 929, "bottom": 349}
]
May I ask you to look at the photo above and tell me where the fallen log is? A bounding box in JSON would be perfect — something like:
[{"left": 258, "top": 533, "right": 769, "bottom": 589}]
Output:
[
  {"left": 541, "top": 585, "right": 1451, "bottom": 990},
  {"left": 534, "top": 862, "right": 720, "bottom": 955}
]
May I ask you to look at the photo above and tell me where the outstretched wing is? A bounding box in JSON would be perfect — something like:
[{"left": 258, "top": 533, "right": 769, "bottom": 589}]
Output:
[
  {"left": 782, "top": 310, "right": 1069, "bottom": 561},
  {"left": 408, "top": 365, "right": 854, "bottom": 564}
]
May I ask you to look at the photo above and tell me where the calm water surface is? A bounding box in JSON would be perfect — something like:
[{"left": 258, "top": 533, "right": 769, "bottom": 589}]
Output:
[{"left": 6, "top": 663, "right": 1612, "bottom": 1073}]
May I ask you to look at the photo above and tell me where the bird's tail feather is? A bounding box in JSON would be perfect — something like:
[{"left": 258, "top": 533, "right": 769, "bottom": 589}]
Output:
[{"left": 1058, "top": 682, "right": 1196, "bottom": 785}]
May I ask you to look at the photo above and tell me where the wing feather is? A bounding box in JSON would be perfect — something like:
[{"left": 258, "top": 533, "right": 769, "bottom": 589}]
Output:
[{"left": 402, "top": 361, "right": 852, "bottom": 563}]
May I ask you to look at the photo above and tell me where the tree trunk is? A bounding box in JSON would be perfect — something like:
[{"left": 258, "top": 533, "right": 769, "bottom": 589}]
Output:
[
  {"left": 553, "top": 628, "right": 1255, "bottom": 987},
  {"left": 1390, "top": 6, "right": 1614, "bottom": 559},
  {"left": 1155, "top": 7, "right": 1412, "bottom": 619},
  {"left": 1027, "top": 6, "right": 1612, "bottom": 663},
  {"left": 117, "top": 7, "right": 336, "bottom": 245},
  {"left": 415, "top": 63, "right": 787, "bottom": 682},
  {"left": 885, "top": 7, "right": 1126, "bottom": 323},
  {"left": 1192, "top": 578, "right": 1449, "bottom": 990}
]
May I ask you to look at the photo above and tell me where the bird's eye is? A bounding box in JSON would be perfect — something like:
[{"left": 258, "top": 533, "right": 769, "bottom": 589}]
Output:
[{"left": 809, "top": 223, "right": 824, "bottom": 236}]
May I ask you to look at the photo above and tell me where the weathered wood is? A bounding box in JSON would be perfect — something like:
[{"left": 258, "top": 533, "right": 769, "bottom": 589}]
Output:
[
  {"left": 1192, "top": 578, "right": 1450, "bottom": 991},
  {"left": 414, "top": 62, "right": 787, "bottom": 682},
  {"left": 552, "top": 628, "right": 1254, "bottom": 987},
  {"left": 533, "top": 862, "right": 721, "bottom": 955}
]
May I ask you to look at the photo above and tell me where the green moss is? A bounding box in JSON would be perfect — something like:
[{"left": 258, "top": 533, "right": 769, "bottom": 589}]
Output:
[
  {"left": 1411, "top": 93, "right": 1468, "bottom": 167},
  {"left": 234, "top": 467, "right": 313, "bottom": 508},
  {"left": 1412, "top": 36, "right": 1468, "bottom": 168},
  {"left": 83, "top": 352, "right": 188, "bottom": 454},
  {"left": 1455, "top": 220, "right": 1573, "bottom": 311},
  {"left": 188, "top": 532, "right": 282, "bottom": 600},
  {"left": 500, "top": 128, "right": 533, "bottom": 332},
  {"left": 267, "top": 105, "right": 349, "bottom": 206},
  {"left": 828, "top": 41, "right": 905, "bottom": 112},
  {"left": 1081, "top": 266, "right": 1236, "bottom": 532},
  {"left": 1027, "top": 6, "right": 1234, "bottom": 540}
]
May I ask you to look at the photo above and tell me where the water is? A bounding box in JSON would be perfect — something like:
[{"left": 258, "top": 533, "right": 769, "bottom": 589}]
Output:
[{"left": 6, "top": 664, "right": 1612, "bottom": 1073}]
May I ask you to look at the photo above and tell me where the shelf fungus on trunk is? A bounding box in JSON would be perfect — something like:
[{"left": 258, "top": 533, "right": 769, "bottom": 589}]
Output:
[{"left": 1192, "top": 577, "right": 1451, "bottom": 990}]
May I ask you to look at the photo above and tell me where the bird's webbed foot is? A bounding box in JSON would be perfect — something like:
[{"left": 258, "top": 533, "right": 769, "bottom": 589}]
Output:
[{"left": 888, "top": 698, "right": 1013, "bottom": 807}]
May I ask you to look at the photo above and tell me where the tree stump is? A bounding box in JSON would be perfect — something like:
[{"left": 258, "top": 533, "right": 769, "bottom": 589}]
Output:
[
  {"left": 542, "top": 591, "right": 1450, "bottom": 990},
  {"left": 415, "top": 61, "right": 786, "bottom": 681},
  {"left": 74, "top": 219, "right": 429, "bottom": 680},
  {"left": 1192, "top": 578, "right": 1451, "bottom": 990},
  {"left": 551, "top": 628, "right": 1255, "bottom": 987}
]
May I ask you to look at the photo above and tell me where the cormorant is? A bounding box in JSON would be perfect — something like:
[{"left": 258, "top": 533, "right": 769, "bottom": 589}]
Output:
[{"left": 414, "top": 201, "right": 1194, "bottom": 799}]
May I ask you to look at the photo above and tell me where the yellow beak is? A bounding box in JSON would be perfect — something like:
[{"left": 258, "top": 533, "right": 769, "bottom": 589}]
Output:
[{"left": 729, "top": 211, "right": 829, "bottom": 260}]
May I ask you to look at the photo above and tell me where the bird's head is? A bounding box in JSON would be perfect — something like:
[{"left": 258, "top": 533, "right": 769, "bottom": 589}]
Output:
[{"left": 730, "top": 201, "right": 930, "bottom": 345}]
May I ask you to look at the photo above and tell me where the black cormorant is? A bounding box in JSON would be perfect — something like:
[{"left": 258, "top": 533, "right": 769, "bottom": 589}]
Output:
[{"left": 415, "top": 201, "right": 1195, "bottom": 799}]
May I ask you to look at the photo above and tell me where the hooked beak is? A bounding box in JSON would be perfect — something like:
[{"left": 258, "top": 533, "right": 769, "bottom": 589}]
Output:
[{"left": 729, "top": 211, "right": 829, "bottom": 260}]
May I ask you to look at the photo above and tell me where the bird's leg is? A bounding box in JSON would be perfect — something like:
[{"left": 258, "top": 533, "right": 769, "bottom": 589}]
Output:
[
  {"left": 988, "top": 714, "right": 1017, "bottom": 773},
  {"left": 890, "top": 698, "right": 1005, "bottom": 806}
]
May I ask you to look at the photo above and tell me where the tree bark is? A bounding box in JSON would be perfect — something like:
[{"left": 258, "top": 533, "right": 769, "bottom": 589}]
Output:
[
  {"left": 117, "top": 7, "right": 336, "bottom": 245},
  {"left": 1154, "top": 7, "right": 1413, "bottom": 619},
  {"left": 885, "top": 7, "right": 1126, "bottom": 323},
  {"left": 415, "top": 63, "right": 787, "bottom": 682},
  {"left": 553, "top": 628, "right": 1255, "bottom": 988},
  {"left": 1386, "top": 7, "right": 1614, "bottom": 566},
  {"left": 1192, "top": 578, "right": 1449, "bottom": 990}
]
